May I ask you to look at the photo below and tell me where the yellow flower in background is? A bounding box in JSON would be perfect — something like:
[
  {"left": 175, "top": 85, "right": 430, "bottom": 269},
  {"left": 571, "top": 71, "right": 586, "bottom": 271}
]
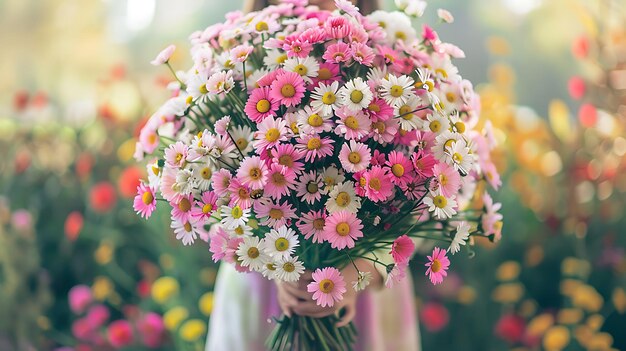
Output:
[
  {"left": 117, "top": 138, "right": 136, "bottom": 163},
  {"left": 164, "top": 306, "right": 189, "bottom": 331},
  {"left": 486, "top": 36, "right": 511, "bottom": 56},
  {"left": 587, "top": 332, "right": 614, "bottom": 350},
  {"left": 519, "top": 300, "right": 537, "bottom": 318},
  {"left": 179, "top": 319, "right": 206, "bottom": 342},
  {"left": 543, "top": 325, "right": 570, "bottom": 351},
  {"left": 524, "top": 245, "right": 544, "bottom": 267},
  {"left": 574, "top": 325, "right": 592, "bottom": 348},
  {"left": 571, "top": 284, "right": 603, "bottom": 312},
  {"left": 151, "top": 276, "right": 179, "bottom": 304},
  {"left": 457, "top": 286, "right": 476, "bottom": 305},
  {"left": 492, "top": 283, "right": 525, "bottom": 304},
  {"left": 612, "top": 287, "right": 626, "bottom": 314},
  {"left": 561, "top": 257, "right": 590, "bottom": 278},
  {"left": 199, "top": 268, "right": 217, "bottom": 286},
  {"left": 559, "top": 279, "right": 582, "bottom": 297},
  {"left": 496, "top": 261, "right": 521, "bottom": 281},
  {"left": 586, "top": 314, "right": 604, "bottom": 331},
  {"left": 92, "top": 276, "right": 114, "bottom": 301},
  {"left": 94, "top": 240, "right": 114, "bottom": 265},
  {"left": 556, "top": 308, "right": 583, "bottom": 325},
  {"left": 199, "top": 292, "right": 214, "bottom": 316},
  {"left": 527, "top": 313, "right": 554, "bottom": 338}
]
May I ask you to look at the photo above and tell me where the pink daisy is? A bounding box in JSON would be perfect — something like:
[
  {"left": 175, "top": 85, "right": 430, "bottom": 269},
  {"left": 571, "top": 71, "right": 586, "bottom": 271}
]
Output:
[
  {"left": 385, "top": 151, "right": 414, "bottom": 186},
  {"left": 432, "top": 163, "right": 462, "bottom": 197},
  {"left": 209, "top": 227, "right": 230, "bottom": 262},
  {"left": 412, "top": 151, "right": 437, "bottom": 178},
  {"left": 298, "top": 27, "right": 327, "bottom": 45},
  {"left": 351, "top": 42, "right": 375, "bottom": 66},
  {"left": 270, "top": 71, "right": 306, "bottom": 107},
  {"left": 371, "top": 150, "right": 387, "bottom": 166},
  {"left": 164, "top": 141, "right": 188, "bottom": 168},
  {"left": 307, "top": 267, "right": 347, "bottom": 308},
  {"left": 237, "top": 156, "right": 268, "bottom": 190},
  {"left": 170, "top": 193, "right": 195, "bottom": 223},
  {"left": 362, "top": 166, "right": 394, "bottom": 202},
  {"left": 339, "top": 140, "right": 371, "bottom": 173},
  {"left": 211, "top": 169, "right": 232, "bottom": 197},
  {"left": 376, "top": 45, "right": 402, "bottom": 72},
  {"left": 271, "top": 143, "right": 305, "bottom": 174},
  {"left": 335, "top": 0, "right": 361, "bottom": 17},
  {"left": 334, "top": 107, "right": 371, "bottom": 140},
  {"left": 312, "top": 62, "right": 341, "bottom": 87},
  {"left": 323, "top": 42, "right": 351, "bottom": 64},
  {"left": 400, "top": 179, "right": 427, "bottom": 201},
  {"left": 296, "top": 210, "right": 327, "bottom": 243},
  {"left": 323, "top": 210, "right": 363, "bottom": 250},
  {"left": 139, "top": 127, "right": 159, "bottom": 154},
  {"left": 253, "top": 116, "right": 289, "bottom": 151},
  {"left": 215, "top": 116, "right": 231, "bottom": 135},
  {"left": 425, "top": 247, "right": 450, "bottom": 285},
  {"left": 296, "top": 134, "right": 335, "bottom": 162},
  {"left": 257, "top": 69, "right": 284, "bottom": 88},
  {"left": 253, "top": 198, "right": 297, "bottom": 229},
  {"left": 366, "top": 97, "right": 394, "bottom": 121},
  {"left": 353, "top": 171, "right": 366, "bottom": 197},
  {"left": 133, "top": 183, "right": 156, "bottom": 219},
  {"left": 385, "top": 261, "right": 408, "bottom": 288},
  {"left": 391, "top": 235, "right": 415, "bottom": 264},
  {"left": 227, "top": 178, "right": 253, "bottom": 209},
  {"left": 265, "top": 163, "right": 297, "bottom": 200},
  {"left": 282, "top": 35, "right": 313, "bottom": 58},
  {"left": 159, "top": 168, "right": 183, "bottom": 203},
  {"left": 244, "top": 87, "right": 279, "bottom": 122},
  {"left": 230, "top": 44, "right": 254, "bottom": 63},
  {"left": 191, "top": 191, "right": 218, "bottom": 221},
  {"left": 295, "top": 171, "right": 323, "bottom": 204},
  {"left": 324, "top": 16, "right": 352, "bottom": 40},
  {"left": 370, "top": 116, "right": 399, "bottom": 143},
  {"left": 224, "top": 236, "right": 245, "bottom": 264}
]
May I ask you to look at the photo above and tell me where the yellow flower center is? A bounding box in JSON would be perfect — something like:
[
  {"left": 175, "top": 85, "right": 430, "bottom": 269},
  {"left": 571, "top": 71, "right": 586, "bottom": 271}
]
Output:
[
  {"left": 453, "top": 153, "right": 463, "bottom": 163},
  {"left": 234, "top": 226, "right": 245, "bottom": 235},
  {"left": 369, "top": 177, "right": 381, "bottom": 191},
  {"left": 294, "top": 64, "right": 308, "bottom": 76},
  {"left": 319, "top": 279, "right": 335, "bottom": 293},
  {"left": 336, "top": 192, "right": 351, "bottom": 207},
  {"left": 359, "top": 177, "right": 366, "bottom": 187},
  {"left": 151, "top": 166, "right": 160, "bottom": 176},
  {"left": 277, "top": 54, "right": 287, "bottom": 64},
  {"left": 255, "top": 21, "right": 269, "bottom": 31},
  {"left": 249, "top": 167, "right": 262, "bottom": 180},
  {"left": 454, "top": 121, "right": 466, "bottom": 133},
  {"left": 350, "top": 90, "right": 364, "bottom": 103},
  {"left": 384, "top": 53, "right": 395, "bottom": 63},
  {"left": 322, "top": 92, "right": 336, "bottom": 105},
  {"left": 201, "top": 167, "right": 212, "bottom": 180},
  {"left": 256, "top": 99, "right": 271, "bottom": 113},
  {"left": 391, "top": 164, "right": 404, "bottom": 177},
  {"left": 281, "top": 84, "right": 296, "bottom": 98},
  {"left": 435, "top": 68, "right": 448, "bottom": 78},
  {"left": 446, "top": 92, "right": 456, "bottom": 103},
  {"left": 265, "top": 128, "right": 280, "bottom": 142},
  {"left": 199, "top": 84, "right": 208, "bottom": 95},
  {"left": 266, "top": 263, "right": 276, "bottom": 271},
  {"left": 313, "top": 218, "right": 325, "bottom": 230},
  {"left": 247, "top": 247, "right": 260, "bottom": 259},
  {"left": 269, "top": 208, "right": 284, "bottom": 220},
  {"left": 429, "top": 120, "right": 442, "bottom": 133},
  {"left": 175, "top": 153, "right": 184, "bottom": 163},
  {"left": 231, "top": 206, "right": 243, "bottom": 219},
  {"left": 307, "top": 138, "right": 322, "bottom": 150},
  {"left": 201, "top": 203, "right": 213, "bottom": 214},
  {"left": 238, "top": 188, "right": 250, "bottom": 198},
  {"left": 272, "top": 172, "right": 286, "bottom": 185},
  {"left": 431, "top": 259, "right": 442, "bottom": 273},
  {"left": 444, "top": 139, "right": 456, "bottom": 150},
  {"left": 345, "top": 116, "right": 359, "bottom": 130},
  {"left": 275, "top": 237, "right": 289, "bottom": 251},
  {"left": 183, "top": 222, "right": 192, "bottom": 232},
  {"left": 373, "top": 121, "right": 385, "bottom": 133},
  {"left": 308, "top": 113, "right": 323, "bottom": 127},
  {"left": 318, "top": 68, "right": 332, "bottom": 80},
  {"left": 390, "top": 85, "right": 404, "bottom": 98},
  {"left": 348, "top": 152, "right": 361, "bottom": 164},
  {"left": 307, "top": 182, "right": 319, "bottom": 194},
  {"left": 236, "top": 138, "right": 249, "bottom": 150},
  {"left": 278, "top": 155, "right": 293, "bottom": 167},
  {"left": 433, "top": 195, "right": 447, "bottom": 209},
  {"left": 290, "top": 122, "right": 299, "bottom": 134},
  {"left": 178, "top": 198, "right": 191, "bottom": 212},
  {"left": 336, "top": 222, "right": 350, "bottom": 236},
  {"left": 395, "top": 31, "right": 406, "bottom": 40},
  {"left": 439, "top": 174, "right": 448, "bottom": 186},
  {"left": 282, "top": 262, "right": 295, "bottom": 273},
  {"left": 399, "top": 105, "right": 413, "bottom": 120},
  {"left": 368, "top": 103, "right": 381, "bottom": 113},
  {"left": 142, "top": 191, "right": 154, "bottom": 205},
  {"left": 185, "top": 95, "right": 193, "bottom": 105}
]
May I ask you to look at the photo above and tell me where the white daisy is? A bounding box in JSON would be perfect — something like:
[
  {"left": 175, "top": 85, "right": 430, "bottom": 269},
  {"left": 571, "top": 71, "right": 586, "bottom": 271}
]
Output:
[
  {"left": 227, "top": 223, "right": 254, "bottom": 238},
  {"left": 146, "top": 159, "right": 162, "bottom": 189},
  {"left": 220, "top": 205, "right": 251, "bottom": 229},
  {"left": 415, "top": 68, "right": 435, "bottom": 93},
  {"left": 296, "top": 105, "right": 333, "bottom": 134},
  {"left": 295, "top": 171, "right": 324, "bottom": 204},
  {"left": 449, "top": 222, "right": 471, "bottom": 254},
  {"left": 338, "top": 77, "right": 374, "bottom": 112},
  {"left": 432, "top": 130, "right": 461, "bottom": 162},
  {"left": 283, "top": 56, "right": 319, "bottom": 84},
  {"left": 236, "top": 237, "right": 267, "bottom": 271},
  {"left": 261, "top": 261, "right": 278, "bottom": 280},
  {"left": 380, "top": 74, "right": 415, "bottom": 108},
  {"left": 261, "top": 226, "right": 299, "bottom": 260},
  {"left": 186, "top": 73, "right": 210, "bottom": 100},
  {"left": 245, "top": 68, "right": 270, "bottom": 90},
  {"left": 174, "top": 168, "right": 196, "bottom": 195},
  {"left": 231, "top": 124, "right": 254, "bottom": 155},
  {"left": 446, "top": 139, "right": 473, "bottom": 175},
  {"left": 263, "top": 49, "right": 288, "bottom": 70},
  {"left": 366, "top": 65, "right": 388, "bottom": 87},
  {"left": 352, "top": 271, "right": 372, "bottom": 291},
  {"left": 423, "top": 189, "right": 458, "bottom": 220},
  {"left": 320, "top": 166, "right": 346, "bottom": 195},
  {"left": 326, "top": 182, "right": 362, "bottom": 214},
  {"left": 171, "top": 217, "right": 200, "bottom": 246},
  {"left": 310, "top": 81, "right": 341, "bottom": 117},
  {"left": 274, "top": 256, "right": 305, "bottom": 282},
  {"left": 395, "top": 95, "right": 423, "bottom": 131},
  {"left": 191, "top": 161, "right": 214, "bottom": 191},
  {"left": 424, "top": 113, "right": 450, "bottom": 135}
]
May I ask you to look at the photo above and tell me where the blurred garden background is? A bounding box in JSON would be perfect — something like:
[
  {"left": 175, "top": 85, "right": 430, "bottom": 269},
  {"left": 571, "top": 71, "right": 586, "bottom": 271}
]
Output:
[{"left": 1, "top": 0, "right": 625, "bottom": 350}]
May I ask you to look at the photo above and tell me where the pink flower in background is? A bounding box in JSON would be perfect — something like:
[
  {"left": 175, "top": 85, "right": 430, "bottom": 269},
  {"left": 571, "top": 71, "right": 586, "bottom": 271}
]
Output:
[
  {"left": 227, "top": 178, "right": 253, "bottom": 209},
  {"left": 412, "top": 151, "right": 437, "bottom": 178},
  {"left": 211, "top": 169, "right": 233, "bottom": 197},
  {"left": 312, "top": 62, "right": 341, "bottom": 87},
  {"left": 335, "top": 0, "right": 360, "bottom": 16},
  {"left": 323, "top": 210, "right": 364, "bottom": 250},
  {"left": 265, "top": 163, "right": 297, "bottom": 199},
  {"left": 133, "top": 183, "right": 157, "bottom": 219},
  {"left": 137, "top": 313, "right": 165, "bottom": 348},
  {"left": 296, "top": 134, "right": 335, "bottom": 162},
  {"left": 432, "top": 163, "right": 461, "bottom": 197},
  {"left": 11, "top": 209, "right": 32, "bottom": 230},
  {"left": 164, "top": 141, "right": 188, "bottom": 168},
  {"left": 385, "top": 261, "right": 407, "bottom": 288},
  {"left": 391, "top": 235, "right": 415, "bottom": 264},
  {"left": 86, "top": 304, "right": 110, "bottom": 329},
  {"left": 307, "top": 267, "right": 346, "bottom": 307},
  {"left": 437, "top": 9, "right": 454, "bottom": 23},
  {"left": 69, "top": 285, "right": 93, "bottom": 314},
  {"left": 272, "top": 143, "right": 306, "bottom": 175},
  {"left": 209, "top": 227, "right": 230, "bottom": 262},
  {"left": 270, "top": 71, "right": 306, "bottom": 107},
  {"left": 150, "top": 44, "right": 176, "bottom": 65},
  {"left": 170, "top": 193, "right": 194, "bottom": 222},
  {"left": 192, "top": 191, "right": 219, "bottom": 220},
  {"left": 254, "top": 116, "right": 289, "bottom": 151},
  {"left": 282, "top": 36, "right": 313, "bottom": 58},
  {"left": 425, "top": 247, "right": 450, "bottom": 285},
  {"left": 64, "top": 211, "right": 84, "bottom": 241},
  {"left": 568, "top": 76, "right": 586, "bottom": 100},
  {"left": 579, "top": 103, "right": 597, "bottom": 127},
  {"left": 107, "top": 320, "right": 133, "bottom": 348},
  {"left": 72, "top": 317, "right": 95, "bottom": 341},
  {"left": 230, "top": 44, "right": 254, "bottom": 63},
  {"left": 214, "top": 115, "right": 231, "bottom": 134},
  {"left": 494, "top": 314, "right": 526, "bottom": 344},
  {"left": 419, "top": 302, "right": 449, "bottom": 332}
]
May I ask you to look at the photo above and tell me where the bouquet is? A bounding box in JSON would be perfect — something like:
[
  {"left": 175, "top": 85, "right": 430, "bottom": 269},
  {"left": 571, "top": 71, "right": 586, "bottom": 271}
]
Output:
[{"left": 134, "top": 0, "right": 503, "bottom": 349}]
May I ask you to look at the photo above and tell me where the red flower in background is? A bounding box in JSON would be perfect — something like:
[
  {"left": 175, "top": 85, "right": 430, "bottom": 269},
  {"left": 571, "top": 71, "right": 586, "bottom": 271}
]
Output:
[
  {"left": 567, "top": 77, "right": 586, "bottom": 100},
  {"left": 13, "top": 91, "right": 29, "bottom": 111},
  {"left": 578, "top": 103, "right": 597, "bottom": 127},
  {"left": 572, "top": 35, "right": 590, "bottom": 59},
  {"left": 494, "top": 313, "right": 526, "bottom": 344},
  {"left": 65, "top": 211, "right": 84, "bottom": 241},
  {"left": 419, "top": 302, "right": 449, "bottom": 332},
  {"left": 136, "top": 280, "right": 151, "bottom": 298},
  {"left": 14, "top": 150, "right": 31, "bottom": 174},
  {"left": 90, "top": 182, "right": 117, "bottom": 213},
  {"left": 137, "top": 312, "right": 165, "bottom": 348},
  {"left": 86, "top": 304, "right": 110, "bottom": 329},
  {"left": 107, "top": 320, "right": 134, "bottom": 348},
  {"left": 75, "top": 153, "right": 94, "bottom": 180},
  {"left": 118, "top": 166, "right": 144, "bottom": 198}
]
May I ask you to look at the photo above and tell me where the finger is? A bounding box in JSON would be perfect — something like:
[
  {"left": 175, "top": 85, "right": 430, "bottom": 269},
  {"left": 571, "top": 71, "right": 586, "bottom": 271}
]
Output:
[
  {"left": 283, "top": 283, "right": 312, "bottom": 300},
  {"left": 335, "top": 304, "right": 356, "bottom": 328},
  {"left": 293, "top": 302, "right": 336, "bottom": 317}
]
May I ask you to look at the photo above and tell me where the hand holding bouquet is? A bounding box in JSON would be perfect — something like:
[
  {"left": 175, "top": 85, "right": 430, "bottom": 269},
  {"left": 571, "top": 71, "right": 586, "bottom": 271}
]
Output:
[{"left": 134, "top": 0, "right": 503, "bottom": 349}]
